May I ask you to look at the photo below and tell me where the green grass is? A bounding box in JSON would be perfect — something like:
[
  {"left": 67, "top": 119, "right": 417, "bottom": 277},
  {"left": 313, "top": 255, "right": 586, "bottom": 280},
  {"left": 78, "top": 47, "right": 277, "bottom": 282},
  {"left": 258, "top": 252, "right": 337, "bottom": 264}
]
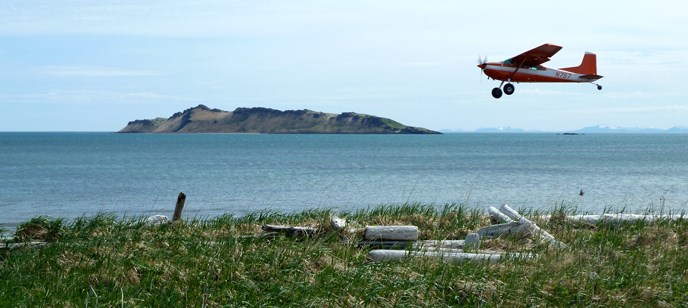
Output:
[{"left": 1, "top": 203, "right": 686, "bottom": 306}]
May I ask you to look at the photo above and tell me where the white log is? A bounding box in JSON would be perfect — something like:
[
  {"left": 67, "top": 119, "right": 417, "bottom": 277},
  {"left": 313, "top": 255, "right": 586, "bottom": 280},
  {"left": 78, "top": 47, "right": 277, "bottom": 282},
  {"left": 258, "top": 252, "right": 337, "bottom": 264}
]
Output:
[
  {"left": 476, "top": 221, "right": 529, "bottom": 238},
  {"left": 145, "top": 215, "right": 169, "bottom": 226},
  {"left": 498, "top": 204, "right": 524, "bottom": 221},
  {"left": 500, "top": 204, "right": 567, "bottom": 248},
  {"left": 414, "top": 240, "right": 466, "bottom": 249},
  {"left": 463, "top": 233, "right": 481, "bottom": 250},
  {"left": 362, "top": 239, "right": 470, "bottom": 250},
  {"left": 368, "top": 249, "right": 532, "bottom": 263},
  {"left": 364, "top": 225, "right": 418, "bottom": 241},
  {"left": 542, "top": 213, "right": 686, "bottom": 224},
  {"left": 415, "top": 247, "right": 465, "bottom": 253},
  {"left": 488, "top": 206, "right": 513, "bottom": 223},
  {"left": 358, "top": 240, "right": 415, "bottom": 249},
  {"left": 368, "top": 249, "right": 409, "bottom": 261},
  {"left": 330, "top": 216, "right": 346, "bottom": 230},
  {"left": 1, "top": 241, "right": 47, "bottom": 250},
  {"left": 261, "top": 224, "right": 318, "bottom": 236}
]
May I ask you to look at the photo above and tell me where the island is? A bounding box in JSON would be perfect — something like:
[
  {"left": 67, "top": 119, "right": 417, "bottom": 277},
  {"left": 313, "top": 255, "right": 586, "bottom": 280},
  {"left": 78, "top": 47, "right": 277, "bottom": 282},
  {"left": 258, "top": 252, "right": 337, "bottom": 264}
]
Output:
[{"left": 118, "top": 105, "right": 440, "bottom": 134}]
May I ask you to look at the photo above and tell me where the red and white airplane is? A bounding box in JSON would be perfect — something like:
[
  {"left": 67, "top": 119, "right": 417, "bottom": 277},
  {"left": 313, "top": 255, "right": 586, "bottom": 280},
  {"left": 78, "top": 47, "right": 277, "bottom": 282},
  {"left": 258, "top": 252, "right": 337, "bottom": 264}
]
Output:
[{"left": 477, "top": 43, "right": 603, "bottom": 99}]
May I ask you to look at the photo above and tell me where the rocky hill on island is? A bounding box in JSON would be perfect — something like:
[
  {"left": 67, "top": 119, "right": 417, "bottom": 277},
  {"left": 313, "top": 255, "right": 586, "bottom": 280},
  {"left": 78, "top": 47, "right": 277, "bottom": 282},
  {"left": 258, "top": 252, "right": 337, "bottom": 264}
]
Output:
[{"left": 118, "top": 105, "right": 440, "bottom": 134}]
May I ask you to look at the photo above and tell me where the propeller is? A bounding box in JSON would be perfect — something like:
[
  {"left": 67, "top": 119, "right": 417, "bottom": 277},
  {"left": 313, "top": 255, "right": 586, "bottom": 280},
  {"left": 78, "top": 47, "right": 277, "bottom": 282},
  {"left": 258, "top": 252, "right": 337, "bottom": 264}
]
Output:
[
  {"left": 477, "top": 55, "right": 488, "bottom": 82},
  {"left": 477, "top": 55, "right": 488, "bottom": 69}
]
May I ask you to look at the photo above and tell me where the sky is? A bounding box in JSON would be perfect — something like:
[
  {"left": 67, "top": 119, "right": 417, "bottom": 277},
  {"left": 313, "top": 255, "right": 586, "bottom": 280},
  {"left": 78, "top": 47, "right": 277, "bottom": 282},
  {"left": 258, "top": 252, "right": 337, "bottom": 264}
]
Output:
[{"left": 1, "top": 0, "right": 687, "bottom": 132}]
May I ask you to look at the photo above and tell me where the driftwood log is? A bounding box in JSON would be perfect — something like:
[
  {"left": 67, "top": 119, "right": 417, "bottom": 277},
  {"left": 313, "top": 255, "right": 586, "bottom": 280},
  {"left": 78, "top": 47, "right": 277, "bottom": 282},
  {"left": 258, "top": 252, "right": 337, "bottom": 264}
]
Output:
[
  {"left": 360, "top": 239, "right": 473, "bottom": 250},
  {"left": 499, "top": 204, "right": 567, "bottom": 248},
  {"left": 145, "top": 214, "right": 169, "bottom": 226},
  {"left": 488, "top": 206, "right": 513, "bottom": 223},
  {"left": 1, "top": 241, "right": 47, "bottom": 250},
  {"left": 261, "top": 224, "right": 318, "bottom": 237},
  {"left": 463, "top": 233, "right": 481, "bottom": 250},
  {"left": 364, "top": 225, "right": 419, "bottom": 241},
  {"left": 259, "top": 216, "right": 347, "bottom": 238},
  {"left": 476, "top": 221, "right": 528, "bottom": 238},
  {"left": 368, "top": 249, "right": 533, "bottom": 263},
  {"left": 542, "top": 213, "right": 686, "bottom": 224},
  {"left": 415, "top": 240, "right": 469, "bottom": 249},
  {"left": 359, "top": 240, "right": 415, "bottom": 249},
  {"left": 330, "top": 216, "right": 347, "bottom": 230}
]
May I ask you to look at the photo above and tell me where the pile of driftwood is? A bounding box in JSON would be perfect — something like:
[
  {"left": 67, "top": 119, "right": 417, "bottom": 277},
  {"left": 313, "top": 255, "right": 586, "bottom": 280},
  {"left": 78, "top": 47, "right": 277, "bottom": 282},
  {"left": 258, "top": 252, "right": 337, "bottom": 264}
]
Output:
[
  {"left": 363, "top": 204, "right": 558, "bottom": 263},
  {"left": 362, "top": 204, "right": 686, "bottom": 263},
  {"left": 260, "top": 219, "right": 507, "bottom": 263},
  {"left": 256, "top": 203, "right": 688, "bottom": 263},
  {"left": 479, "top": 204, "right": 567, "bottom": 248},
  {"left": 363, "top": 227, "right": 523, "bottom": 263},
  {"left": 255, "top": 205, "right": 550, "bottom": 263}
]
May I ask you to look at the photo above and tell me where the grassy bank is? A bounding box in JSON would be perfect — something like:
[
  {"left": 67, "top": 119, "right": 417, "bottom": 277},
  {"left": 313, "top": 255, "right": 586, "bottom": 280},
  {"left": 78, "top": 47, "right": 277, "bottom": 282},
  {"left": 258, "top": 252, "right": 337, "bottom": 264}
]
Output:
[{"left": 1, "top": 204, "right": 686, "bottom": 306}]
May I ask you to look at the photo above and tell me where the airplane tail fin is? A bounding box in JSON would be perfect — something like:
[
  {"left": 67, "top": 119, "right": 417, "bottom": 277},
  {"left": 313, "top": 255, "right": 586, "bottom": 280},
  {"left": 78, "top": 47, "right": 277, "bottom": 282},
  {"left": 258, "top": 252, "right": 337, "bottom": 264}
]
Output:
[{"left": 560, "top": 52, "right": 597, "bottom": 75}]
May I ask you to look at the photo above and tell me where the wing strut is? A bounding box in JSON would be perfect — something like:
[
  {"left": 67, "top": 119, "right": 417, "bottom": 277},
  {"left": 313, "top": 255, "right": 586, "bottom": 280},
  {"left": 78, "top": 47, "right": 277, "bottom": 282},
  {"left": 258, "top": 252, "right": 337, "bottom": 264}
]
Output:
[{"left": 507, "top": 56, "right": 529, "bottom": 81}]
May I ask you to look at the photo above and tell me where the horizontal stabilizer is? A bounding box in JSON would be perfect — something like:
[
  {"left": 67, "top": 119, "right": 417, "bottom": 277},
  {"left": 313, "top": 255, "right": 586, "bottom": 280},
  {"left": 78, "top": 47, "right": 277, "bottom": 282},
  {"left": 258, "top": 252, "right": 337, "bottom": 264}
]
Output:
[{"left": 580, "top": 74, "right": 603, "bottom": 80}]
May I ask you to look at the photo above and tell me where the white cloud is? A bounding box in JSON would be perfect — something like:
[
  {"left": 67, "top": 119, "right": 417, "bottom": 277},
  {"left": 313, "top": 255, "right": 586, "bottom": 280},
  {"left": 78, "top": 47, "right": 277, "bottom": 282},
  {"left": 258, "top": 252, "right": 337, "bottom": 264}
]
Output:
[
  {"left": 0, "top": 90, "right": 187, "bottom": 104},
  {"left": 38, "top": 66, "right": 161, "bottom": 77}
]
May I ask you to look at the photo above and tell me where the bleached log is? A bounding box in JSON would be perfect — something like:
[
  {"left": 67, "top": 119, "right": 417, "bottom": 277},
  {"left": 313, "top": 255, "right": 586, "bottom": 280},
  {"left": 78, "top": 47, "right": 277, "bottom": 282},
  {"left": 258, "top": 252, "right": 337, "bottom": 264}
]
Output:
[
  {"left": 499, "top": 204, "right": 567, "bottom": 248},
  {"left": 476, "top": 221, "right": 528, "bottom": 238},
  {"left": 498, "top": 204, "right": 526, "bottom": 221},
  {"left": 145, "top": 215, "right": 169, "bottom": 226},
  {"left": 364, "top": 225, "right": 418, "bottom": 241},
  {"left": 488, "top": 206, "right": 513, "bottom": 223},
  {"left": 414, "top": 240, "right": 466, "bottom": 249},
  {"left": 358, "top": 240, "right": 415, "bottom": 249},
  {"left": 463, "top": 233, "right": 481, "bottom": 250},
  {"left": 1, "top": 241, "right": 47, "bottom": 250},
  {"left": 330, "top": 216, "right": 346, "bottom": 230},
  {"left": 261, "top": 224, "right": 318, "bottom": 237},
  {"left": 368, "top": 249, "right": 409, "bottom": 261},
  {"left": 542, "top": 213, "right": 686, "bottom": 224},
  {"left": 368, "top": 249, "right": 532, "bottom": 263},
  {"left": 361, "top": 240, "right": 469, "bottom": 250}
]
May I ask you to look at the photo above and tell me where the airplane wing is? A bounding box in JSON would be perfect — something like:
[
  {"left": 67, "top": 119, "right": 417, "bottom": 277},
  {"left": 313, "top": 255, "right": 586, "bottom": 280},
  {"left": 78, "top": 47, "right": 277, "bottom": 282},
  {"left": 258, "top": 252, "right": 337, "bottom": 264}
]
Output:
[{"left": 506, "top": 43, "right": 563, "bottom": 67}]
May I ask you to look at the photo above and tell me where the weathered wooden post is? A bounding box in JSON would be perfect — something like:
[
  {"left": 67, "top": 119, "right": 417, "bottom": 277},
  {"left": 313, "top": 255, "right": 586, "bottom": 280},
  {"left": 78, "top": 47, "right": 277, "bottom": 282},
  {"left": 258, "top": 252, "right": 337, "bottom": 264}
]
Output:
[{"left": 172, "top": 192, "right": 186, "bottom": 222}]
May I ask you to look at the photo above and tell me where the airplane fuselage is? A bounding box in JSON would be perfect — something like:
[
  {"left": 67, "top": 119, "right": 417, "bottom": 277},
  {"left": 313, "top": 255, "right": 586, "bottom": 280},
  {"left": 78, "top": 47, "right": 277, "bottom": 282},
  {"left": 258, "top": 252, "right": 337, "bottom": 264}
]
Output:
[{"left": 481, "top": 63, "right": 600, "bottom": 83}]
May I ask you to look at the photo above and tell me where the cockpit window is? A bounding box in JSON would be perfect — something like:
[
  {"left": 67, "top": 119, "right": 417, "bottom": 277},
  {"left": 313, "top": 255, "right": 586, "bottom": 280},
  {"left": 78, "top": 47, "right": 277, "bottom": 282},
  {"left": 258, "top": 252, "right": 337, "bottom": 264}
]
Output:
[{"left": 503, "top": 58, "right": 513, "bottom": 65}]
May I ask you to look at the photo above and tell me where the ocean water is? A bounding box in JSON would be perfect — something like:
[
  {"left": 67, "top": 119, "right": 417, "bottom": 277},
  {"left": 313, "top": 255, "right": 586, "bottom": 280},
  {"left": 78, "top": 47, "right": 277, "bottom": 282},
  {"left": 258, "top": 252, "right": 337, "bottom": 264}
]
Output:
[{"left": 2, "top": 132, "right": 687, "bottom": 229}]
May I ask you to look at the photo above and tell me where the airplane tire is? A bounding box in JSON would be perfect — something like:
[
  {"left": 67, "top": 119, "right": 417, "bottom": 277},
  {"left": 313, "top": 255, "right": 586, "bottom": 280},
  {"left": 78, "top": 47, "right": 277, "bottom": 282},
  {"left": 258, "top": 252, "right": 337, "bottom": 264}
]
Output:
[
  {"left": 491, "top": 88, "right": 503, "bottom": 99},
  {"left": 504, "top": 83, "right": 515, "bottom": 95},
  {"left": 597, "top": 85, "right": 602, "bottom": 90}
]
